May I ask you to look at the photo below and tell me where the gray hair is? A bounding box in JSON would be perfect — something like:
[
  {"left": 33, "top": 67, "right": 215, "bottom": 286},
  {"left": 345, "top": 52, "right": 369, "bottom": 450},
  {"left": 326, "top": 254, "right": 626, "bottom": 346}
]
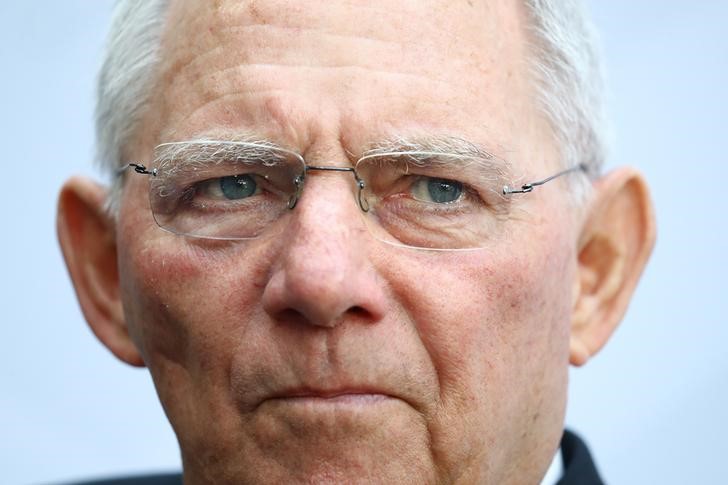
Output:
[
  {"left": 522, "top": 0, "right": 607, "bottom": 202},
  {"left": 96, "top": 0, "right": 606, "bottom": 212},
  {"left": 96, "top": 0, "right": 170, "bottom": 213}
]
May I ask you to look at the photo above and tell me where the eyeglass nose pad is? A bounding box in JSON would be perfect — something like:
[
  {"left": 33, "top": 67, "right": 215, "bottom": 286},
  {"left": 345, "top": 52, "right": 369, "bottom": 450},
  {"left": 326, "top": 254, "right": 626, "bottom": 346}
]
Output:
[
  {"left": 288, "top": 170, "right": 369, "bottom": 212},
  {"left": 288, "top": 174, "right": 306, "bottom": 209},
  {"left": 356, "top": 178, "right": 370, "bottom": 212}
]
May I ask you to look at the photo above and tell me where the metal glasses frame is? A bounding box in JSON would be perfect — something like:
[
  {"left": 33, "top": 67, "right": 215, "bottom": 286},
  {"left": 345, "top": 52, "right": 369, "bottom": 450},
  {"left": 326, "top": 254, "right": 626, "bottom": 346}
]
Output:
[
  {"left": 119, "top": 162, "right": 371, "bottom": 212},
  {"left": 119, "top": 161, "right": 588, "bottom": 201}
]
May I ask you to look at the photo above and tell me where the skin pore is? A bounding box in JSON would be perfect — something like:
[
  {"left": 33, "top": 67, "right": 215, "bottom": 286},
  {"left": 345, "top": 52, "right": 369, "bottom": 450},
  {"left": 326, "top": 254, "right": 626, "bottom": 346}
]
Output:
[{"left": 56, "top": 0, "right": 656, "bottom": 483}]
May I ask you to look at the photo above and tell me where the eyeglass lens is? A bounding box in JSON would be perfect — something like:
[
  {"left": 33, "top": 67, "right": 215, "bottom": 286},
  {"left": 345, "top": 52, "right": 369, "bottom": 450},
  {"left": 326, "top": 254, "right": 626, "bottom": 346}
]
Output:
[{"left": 146, "top": 142, "right": 514, "bottom": 250}]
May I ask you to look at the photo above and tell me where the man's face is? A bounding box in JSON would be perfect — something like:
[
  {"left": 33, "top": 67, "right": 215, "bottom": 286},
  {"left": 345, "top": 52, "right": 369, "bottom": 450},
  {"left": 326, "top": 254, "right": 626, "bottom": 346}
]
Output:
[{"left": 118, "top": 0, "right": 577, "bottom": 482}]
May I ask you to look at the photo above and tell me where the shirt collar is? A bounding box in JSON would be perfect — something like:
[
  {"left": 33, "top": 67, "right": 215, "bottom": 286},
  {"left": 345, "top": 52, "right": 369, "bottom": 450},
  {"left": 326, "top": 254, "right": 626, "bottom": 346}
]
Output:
[{"left": 540, "top": 447, "right": 564, "bottom": 485}]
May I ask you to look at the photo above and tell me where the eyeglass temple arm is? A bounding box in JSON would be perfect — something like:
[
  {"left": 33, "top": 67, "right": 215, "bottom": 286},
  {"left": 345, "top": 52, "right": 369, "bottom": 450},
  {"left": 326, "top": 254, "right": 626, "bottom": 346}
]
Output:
[
  {"left": 502, "top": 163, "right": 588, "bottom": 195},
  {"left": 116, "top": 163, "right": 157, "bottom": 176}
]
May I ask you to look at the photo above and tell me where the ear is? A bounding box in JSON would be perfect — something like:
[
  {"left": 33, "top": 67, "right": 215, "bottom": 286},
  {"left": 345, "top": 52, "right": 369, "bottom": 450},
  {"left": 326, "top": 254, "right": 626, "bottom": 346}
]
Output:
[
  {"left": 57, "top": 177, "right": 145, "bottom": 367},
  {"left": 570, "top": 168, "right": 656, "bottom": 366}
]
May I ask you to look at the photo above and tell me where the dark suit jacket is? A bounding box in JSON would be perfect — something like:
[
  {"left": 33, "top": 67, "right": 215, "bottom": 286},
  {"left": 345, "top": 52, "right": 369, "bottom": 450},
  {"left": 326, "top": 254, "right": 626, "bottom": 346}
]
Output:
[
  {"left": 71, "top": 430, "right": 603, "bottom": 484},
  {"left": 557, "top": 430, "right": 604, "bottom": 485}
]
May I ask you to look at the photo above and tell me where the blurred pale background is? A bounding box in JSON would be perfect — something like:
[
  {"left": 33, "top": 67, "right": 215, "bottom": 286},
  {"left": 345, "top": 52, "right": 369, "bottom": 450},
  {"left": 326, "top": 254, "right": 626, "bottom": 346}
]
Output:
[{"left": 1, "top": 2, "right": 726, "bottom": 484}]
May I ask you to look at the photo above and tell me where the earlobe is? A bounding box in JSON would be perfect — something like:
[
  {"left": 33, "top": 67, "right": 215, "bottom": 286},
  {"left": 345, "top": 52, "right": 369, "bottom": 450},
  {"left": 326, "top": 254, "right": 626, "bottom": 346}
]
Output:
[
  {"left": 570, "top": 168, "right": 656, "bottom": 366},
  {"left": 57, "top": 177, "right": 145, "bottom": 367}
]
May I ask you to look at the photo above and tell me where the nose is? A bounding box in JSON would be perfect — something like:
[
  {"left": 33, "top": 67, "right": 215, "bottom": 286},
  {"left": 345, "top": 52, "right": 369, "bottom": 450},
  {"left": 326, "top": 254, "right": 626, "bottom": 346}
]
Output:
[{"left": 261, "top": 173, "right": 387, "bottom": 328}]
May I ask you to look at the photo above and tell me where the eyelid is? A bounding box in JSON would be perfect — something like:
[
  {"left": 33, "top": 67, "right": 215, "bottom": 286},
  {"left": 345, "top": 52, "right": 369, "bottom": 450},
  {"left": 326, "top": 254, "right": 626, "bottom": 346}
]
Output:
[
  {"left": 358, "top": 156, "right": 494, "bottom": 193},
  {"left": 194, "top": 172, "right": 287, "bottom": 198}
]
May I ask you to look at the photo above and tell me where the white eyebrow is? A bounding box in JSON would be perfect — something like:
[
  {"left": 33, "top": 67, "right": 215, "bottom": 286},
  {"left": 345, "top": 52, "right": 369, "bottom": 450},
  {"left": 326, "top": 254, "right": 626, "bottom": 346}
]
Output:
[
  {"left": 152, "top": 138, "right": 303, "bottom": 176},
  {"left": 152, "top": 134, "right": 512, "bottom": 183},
  {"left": 360, "top": 135, "right": 513, "bottom": 182}
]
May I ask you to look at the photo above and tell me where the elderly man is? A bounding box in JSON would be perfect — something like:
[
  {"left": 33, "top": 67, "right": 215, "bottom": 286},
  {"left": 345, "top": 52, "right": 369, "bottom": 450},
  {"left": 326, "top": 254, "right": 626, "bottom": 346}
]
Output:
[{"left": 57, "top": 0, "right": 655, "bottom": 483}]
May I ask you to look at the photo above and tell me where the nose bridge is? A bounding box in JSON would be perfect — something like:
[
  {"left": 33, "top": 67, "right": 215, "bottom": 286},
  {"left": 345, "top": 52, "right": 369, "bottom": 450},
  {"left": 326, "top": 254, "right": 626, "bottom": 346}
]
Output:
[
  {"left": 261, "top": 169, "right": 384, "bottom": 327},
  {"left": 287, "top": 169, "right": 369, "bottom": 269},
  {"left": 293, "top": 164, "right": 366, "bottom": 212}
]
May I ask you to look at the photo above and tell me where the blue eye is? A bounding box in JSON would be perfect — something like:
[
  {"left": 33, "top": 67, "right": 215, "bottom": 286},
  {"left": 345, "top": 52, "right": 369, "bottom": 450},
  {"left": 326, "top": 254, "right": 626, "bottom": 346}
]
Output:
[
  {"left": 220, "top": 174, "right": 257, "bottom": 199},
  {"left": 413, "top": 177, "right": 463, "bottom": 203}
]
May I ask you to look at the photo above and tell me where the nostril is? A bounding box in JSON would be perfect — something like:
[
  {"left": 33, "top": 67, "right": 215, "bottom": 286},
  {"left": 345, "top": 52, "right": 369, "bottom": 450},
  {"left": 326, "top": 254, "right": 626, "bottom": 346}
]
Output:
[
  {"left": 274, "top": 308, "right": 308, "bottom": 326},
  {"left": 348, "top": 306, "right": 369, "bottom": 318},
  {"left": 270, "top": 305, "right": 374, "bottom": 328}
]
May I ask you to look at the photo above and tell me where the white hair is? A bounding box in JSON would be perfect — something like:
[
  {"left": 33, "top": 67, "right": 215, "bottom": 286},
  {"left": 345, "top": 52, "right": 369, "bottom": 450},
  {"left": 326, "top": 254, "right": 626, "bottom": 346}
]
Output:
[
  {"left": 96, "top": 0, "right": 170, "bottom": 213},
  {"left": 522, "top": 0, "right": 607, "bottom": 202},
  {"left": 96, "top": 0, "right": 606, "bottom": 212}
]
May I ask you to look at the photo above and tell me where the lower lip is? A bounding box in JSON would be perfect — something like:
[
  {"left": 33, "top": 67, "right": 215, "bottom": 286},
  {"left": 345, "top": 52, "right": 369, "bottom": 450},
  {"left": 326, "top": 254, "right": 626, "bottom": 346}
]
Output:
[{"left": 270, "top": 393, "right": 393, "bottom": 406}]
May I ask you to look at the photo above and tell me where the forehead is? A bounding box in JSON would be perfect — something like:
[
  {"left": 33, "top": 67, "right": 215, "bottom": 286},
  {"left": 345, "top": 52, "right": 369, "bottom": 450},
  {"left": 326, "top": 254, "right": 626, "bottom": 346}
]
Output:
[{"left": 150, "top": 0, "right": 534, "bottom": 156}]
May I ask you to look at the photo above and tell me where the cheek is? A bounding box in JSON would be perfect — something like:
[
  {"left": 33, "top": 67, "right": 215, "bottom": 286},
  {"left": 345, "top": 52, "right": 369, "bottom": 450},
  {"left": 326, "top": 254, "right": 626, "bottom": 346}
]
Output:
[
  {"left": 387, "top": 242, "right": 572, "bottom": 381},
  {"left": 117, "top": 215, "right": 275, "bottom": 383},
  {"left": 379, "top": 233, "right": 574, "bottom": 461}
]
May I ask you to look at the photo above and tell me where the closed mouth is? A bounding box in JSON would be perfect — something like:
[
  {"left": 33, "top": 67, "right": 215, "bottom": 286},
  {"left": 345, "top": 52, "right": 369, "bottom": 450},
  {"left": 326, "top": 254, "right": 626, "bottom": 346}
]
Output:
[{"left": 261, "top": 388, "right": 397, "bottom": 407}]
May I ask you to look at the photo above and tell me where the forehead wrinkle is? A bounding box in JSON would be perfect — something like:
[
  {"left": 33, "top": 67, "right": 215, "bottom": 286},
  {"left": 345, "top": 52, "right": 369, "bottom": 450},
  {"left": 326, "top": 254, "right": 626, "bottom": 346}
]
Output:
[
  {"left": 164, "top": 25, "right": 405, "bottom": 97},
  {"left": 166, "top": 26, "right": 475, "bottom": 84},
  {"left": 209, "top": 0, "right": 467, "bottom": 47},
  {"left": 174, "top": 63, "right": 455, "bottom": 122},
  {"left": 221, "top": 24, "right": 402, "bottom": 54},
  {"left": 161, "top": 38, "right": 462, "bottom": 124},
  {"left": 152, "top": 1, "right": 532, "bottom": 168},
  {"left": 157, "top": 4, "right": 498, "bottom": 110},
  {"left": 204, "top": 61, "right": 456, "bottom": 83},
  {"left": 172, "top": 74, "right": 458, "bottom": 140}
]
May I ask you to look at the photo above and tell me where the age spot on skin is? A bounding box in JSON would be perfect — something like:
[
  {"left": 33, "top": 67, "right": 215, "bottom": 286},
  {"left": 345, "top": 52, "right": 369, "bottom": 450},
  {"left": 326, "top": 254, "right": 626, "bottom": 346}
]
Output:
[{"left": 248, "top": 2, "right": 262, "bottom": 22}]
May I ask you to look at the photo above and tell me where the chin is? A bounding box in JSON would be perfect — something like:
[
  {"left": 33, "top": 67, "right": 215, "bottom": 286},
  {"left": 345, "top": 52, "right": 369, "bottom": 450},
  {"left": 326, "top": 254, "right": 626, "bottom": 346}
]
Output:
[{"left": 178, "top": 402, "right": 438, "bottom": 484}]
